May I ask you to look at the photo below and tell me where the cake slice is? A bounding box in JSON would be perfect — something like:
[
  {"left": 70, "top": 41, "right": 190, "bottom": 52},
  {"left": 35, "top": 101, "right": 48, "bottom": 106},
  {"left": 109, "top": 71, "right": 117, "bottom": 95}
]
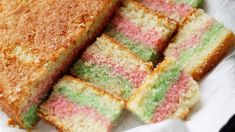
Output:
[
  {"left": 127, "top": 58, "right": 199, "bottom": 123},
  {"left": 0, "top": 0, "right": 120, "bottom": 128},
  {"left": 165, "top": 9, "right": 235, "bottom": 81},
  {"left": 105, "top": 0, "right": 177, "bottom": 63},
  {"left": 71, "top": 34, "right": 153, "bottom": 100},
  {"left": 38, "top": 76, "right": 124, "bottom": 132},
  {"left": 139, "top": 0, "right": 196, "bottom": 22}
]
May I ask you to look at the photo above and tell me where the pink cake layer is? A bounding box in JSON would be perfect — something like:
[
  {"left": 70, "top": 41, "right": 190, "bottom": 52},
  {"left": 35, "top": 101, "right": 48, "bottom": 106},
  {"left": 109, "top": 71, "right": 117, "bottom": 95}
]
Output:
[
  {"left": 82, "top": 52, "right": 148, "bottom": 88},
  {"left": 111, "top": 14, "right": 163, "bottom": 50},
  {"left": 46, "top": 96, "right": 112, "bottom": 129},
  {"left": 151, "top": 72, "right": 190, "bottom": 122},
  {"left": 141, "top": 0, "right": 191, "bottom": 19}
]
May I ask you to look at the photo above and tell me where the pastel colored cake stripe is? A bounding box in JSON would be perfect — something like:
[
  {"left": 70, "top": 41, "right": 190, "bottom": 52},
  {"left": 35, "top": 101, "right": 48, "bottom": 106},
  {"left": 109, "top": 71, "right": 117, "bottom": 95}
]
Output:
[
  {"left": 175, "top": 0, "right": 203, "bottom": 7},
  {"left": 139, "top": 0, "right": 194, "bottom": 22},
  {"left": 105, "top": 24, "right": 159, "bottom": 62},
  {"left": 111, "top": 14, "right": 163, "bottom": 50},
  {"left": 130, "top": 60, "right": 182, "bottom": 121},
  {"left": 127, "top": 58, "right": 199, "bottom": 123},
  {"left": 81, "top": 51, "right": 148, "bottom": 88},
  {"left": 105, "top": 0, "right": 177, "bottom": 63},
  {"left": 151, "top": 72, "right": 190, "bottom": 122},
  {"left": 72, "top": 60, "right": 134, "bottom": 99},
  {"left": 165, "top": 10, "right": 235, "bottom": 80},
  {"left": 178, "top": 23, "right": 223, "bottom": 64},
  {"left": 46, "top": 96, "right": 112, "bottom": 129},
  {"left": 38, "top": 76, "right": 124, "bottom": 132},
  {"left": 170, "top": 18, "right": 216, "bottom": 58},
  {"left": 71, "top": 35, "right": 152, "bottom": 100}
]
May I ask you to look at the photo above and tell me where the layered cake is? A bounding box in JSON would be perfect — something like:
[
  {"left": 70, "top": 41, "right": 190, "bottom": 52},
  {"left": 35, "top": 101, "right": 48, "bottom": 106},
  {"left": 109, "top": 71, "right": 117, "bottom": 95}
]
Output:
[
  {"left": 105, "top": 0, "right": 177, "bottom": 63},
  {"left": 165, "top": 9, "right": 235, "bottom": 80},
  {"left": 71, "top": 35, "right": 153, "bottom": 100},
  {"left": 38, "top": 76, "right": 124, "bottom": 132},
  {"left": 127, "top": 58, "right": 200, "bottom": 123}
]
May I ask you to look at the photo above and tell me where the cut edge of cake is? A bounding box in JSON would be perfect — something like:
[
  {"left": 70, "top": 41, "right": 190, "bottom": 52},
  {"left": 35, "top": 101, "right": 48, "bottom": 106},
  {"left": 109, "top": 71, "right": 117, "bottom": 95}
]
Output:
[
  {"left": 38, "top": 75, "right": 124, "bottom": 132},
  {"left": 127, "top": 58, "right": 200, "bottom": 123}
]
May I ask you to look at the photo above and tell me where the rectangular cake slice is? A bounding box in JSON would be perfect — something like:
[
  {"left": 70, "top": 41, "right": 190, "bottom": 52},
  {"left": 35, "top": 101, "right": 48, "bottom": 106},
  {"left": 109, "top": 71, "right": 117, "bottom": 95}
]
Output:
[
  {"left": 38, "top": 76, "right": 124, "bottom": 132},
  {"left": 165, "top": 9, "right": 235, "bottom": 81},
  {"left": 139, "top": 0, "right": 196, "bottom": 22},
  {"left": 127, "top": 58, "right": 199, "bottom": 123},
  {"left": 71, "top": 34, "right": 153, "bottom": 100},
  {"left": 0, "top": 0, "right": 120, "bottom": 128},
  {"left": 105, "top": 0, "right": 177, "bottom": 64}
]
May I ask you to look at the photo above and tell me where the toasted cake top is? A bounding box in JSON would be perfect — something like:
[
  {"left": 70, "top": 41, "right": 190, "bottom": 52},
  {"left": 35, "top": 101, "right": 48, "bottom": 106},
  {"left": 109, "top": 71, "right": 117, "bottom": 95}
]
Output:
[{"left": 0, "top": 0, "right": 116, "bottom": 113}]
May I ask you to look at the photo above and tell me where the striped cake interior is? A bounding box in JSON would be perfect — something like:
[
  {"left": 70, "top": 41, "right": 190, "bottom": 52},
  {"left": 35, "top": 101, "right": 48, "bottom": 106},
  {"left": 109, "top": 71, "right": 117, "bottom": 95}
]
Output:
[
  {"left": 139, "top": 0, "right": 194, "bottom": 22},
  {"left": 71, "top": 35, "right": 152, "bottom": 100},
  {"left": 165, "top": 10, "right": 232, "bottom": 75},
  {"left": 105, "top": 0, "right": 177, "bottom": 63},
  {"left": 39, "top": 76, "right": 123, "bottom": 132},
  {"left": 127, "top": 59, "right": 199, "bottom": 123}
]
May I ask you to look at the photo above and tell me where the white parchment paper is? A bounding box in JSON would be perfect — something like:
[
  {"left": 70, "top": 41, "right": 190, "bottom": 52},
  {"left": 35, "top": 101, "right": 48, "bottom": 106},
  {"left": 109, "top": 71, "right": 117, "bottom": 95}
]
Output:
[{"left": 0, "top": 0, "right": 234, "bottom": 131}]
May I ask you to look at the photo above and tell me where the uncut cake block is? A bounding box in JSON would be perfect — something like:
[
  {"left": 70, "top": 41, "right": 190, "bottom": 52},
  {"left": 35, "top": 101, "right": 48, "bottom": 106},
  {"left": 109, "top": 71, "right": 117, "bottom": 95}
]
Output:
[
  {"left": 105, "top": 0, "right": 177, "bottom": 64},
  {"left": 127, "top": 58, "right": 199, "bottom": 123},
  {"left": 139, "top": 0, "right": 197, "bottom": 22},
  {"left": 165, "top": 9, "right": 235, "bottom": 81},
  {"left": 71, "top": 34, "right": 153, "bottom": 100},
  {"left": 0, "top": 0, "right": 120, "bottom": 128},
  {"left": 38, "top": 76, "right": 124, "bottom": 132}
]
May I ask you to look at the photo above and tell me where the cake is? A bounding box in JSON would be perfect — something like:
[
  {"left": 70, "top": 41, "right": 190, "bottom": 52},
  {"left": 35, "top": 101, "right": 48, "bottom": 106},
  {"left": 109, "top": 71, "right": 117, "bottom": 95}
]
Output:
[
  {"left": 105, "top": 0, "right": 177, "bottom": 64},
  {"left": 71, "top": 34, "right": 153, "bottom": 100},
  {"left": 0, "top": 0, "right": 120, "bottom": 128},
  {"left": 139, "top": 0, "right": 196, "bottom": 22},
  {"left": 164, "top": 9, "right": 235, "bottom": 81},
  {"left": 127, "top": 58, "right": 200, "bottom": 123},
  {"left": 38, "top": 76, "right": 124, "bottom": 132}
]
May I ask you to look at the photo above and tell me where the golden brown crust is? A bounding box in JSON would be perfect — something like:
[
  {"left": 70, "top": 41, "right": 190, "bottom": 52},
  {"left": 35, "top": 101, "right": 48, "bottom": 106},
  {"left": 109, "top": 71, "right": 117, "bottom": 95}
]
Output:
[
  {"left": 0, "top": 0, "right": 121, "bottom": 128},
  {"left": 37, "top": 111, "right": 65, "bottom": 132},
  {"left": 191, "top": 31, "right": 235, "bottom": 81},
  {"left": 178, "top": 108, "right": 190, "bottom": 120}
]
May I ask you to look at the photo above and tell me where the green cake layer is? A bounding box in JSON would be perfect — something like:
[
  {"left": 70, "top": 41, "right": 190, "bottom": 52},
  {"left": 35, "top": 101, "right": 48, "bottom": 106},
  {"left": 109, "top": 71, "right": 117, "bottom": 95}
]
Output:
[
  {"left": 72, "top": 60, "right": 133, "bottom": 99},
  {"left": 175, "top": 0, "right": 203, "bottom": 7},
  {"left": 105, "top": 24, "right": 159, "bottom": 63}
]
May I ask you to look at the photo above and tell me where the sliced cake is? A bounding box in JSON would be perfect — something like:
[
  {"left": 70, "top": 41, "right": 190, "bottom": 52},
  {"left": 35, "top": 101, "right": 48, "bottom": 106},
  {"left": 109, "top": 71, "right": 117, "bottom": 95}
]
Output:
[
  {"left": 165, "top": 9, "right": 235, "bottom": 81},
  {"left": 0, "top": 0, "right": 120, "bottom": 128},
  {"left": 127, "top": 58, "right": 199, "bottom": 123},
  {"left": 139, "top": 0, "right": 196, "bottom": 22},
  {"left": 71, "top": 34, "right": 153, "bottom": 100},
  {"left": 38, "top": 76, "right": 124, "bottom": 132},
  {"left": 105, "top": 0, "right": 177, "bottom": 63}
]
